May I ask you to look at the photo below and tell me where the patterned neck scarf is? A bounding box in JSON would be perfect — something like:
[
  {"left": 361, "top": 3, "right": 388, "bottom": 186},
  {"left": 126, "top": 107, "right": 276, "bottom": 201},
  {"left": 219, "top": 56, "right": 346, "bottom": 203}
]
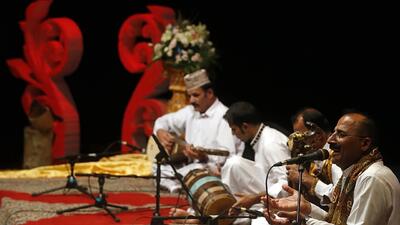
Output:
[{"left": 325, "top": 148, "right": 382, "bottom": 225}]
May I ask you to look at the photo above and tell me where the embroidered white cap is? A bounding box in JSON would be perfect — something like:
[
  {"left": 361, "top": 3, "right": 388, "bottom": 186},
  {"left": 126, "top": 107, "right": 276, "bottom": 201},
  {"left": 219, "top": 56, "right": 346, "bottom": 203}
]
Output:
[{"left": 184, "top": 69, "right": 211, "bottom": 91}]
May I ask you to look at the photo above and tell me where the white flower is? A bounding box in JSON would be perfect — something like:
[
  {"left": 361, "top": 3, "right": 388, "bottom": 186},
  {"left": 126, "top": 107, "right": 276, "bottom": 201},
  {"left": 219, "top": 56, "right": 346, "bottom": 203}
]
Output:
[
  {"left": 152, "top": 20, "right": 217, "bottom": 73},
  {"left": 176, "top": 33, "right": 189, "bottom": 47},
  {"left": 161, "top": 30, "right": 172, "bottom": 42},
  {"left": 181, "top": 50, "right": 189, "bottom": 61},
  {"left": 175, "top": 55, "right": 182, "bottom": 63},
  {"left": 191, "top": 53, "right": 202, "bottom": 62},
  {"left": 168, "top": 38, "right": 177, "bottom": 50}
]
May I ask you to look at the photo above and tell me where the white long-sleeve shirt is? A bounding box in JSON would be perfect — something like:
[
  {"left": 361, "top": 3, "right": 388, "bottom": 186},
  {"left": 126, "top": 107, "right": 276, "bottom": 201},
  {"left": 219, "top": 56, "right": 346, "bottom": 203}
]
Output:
[
  {"left": 306, "top": 160, "right": 400, "bottom": 225},
  {"left": 152, "top": 99, "right": 243, "bottom": 193},
  {"left": 221, "top": 124, "right": 291, "bottom": 198},
  {"left": 153, "top": 98, "right": 241, "bottom": 165}
]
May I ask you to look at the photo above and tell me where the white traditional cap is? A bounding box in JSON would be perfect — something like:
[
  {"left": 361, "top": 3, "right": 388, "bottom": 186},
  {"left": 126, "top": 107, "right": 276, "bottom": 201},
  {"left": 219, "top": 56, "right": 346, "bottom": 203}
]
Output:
[{"left": 184, "top": 69, "right": 211, "bottom": 91}]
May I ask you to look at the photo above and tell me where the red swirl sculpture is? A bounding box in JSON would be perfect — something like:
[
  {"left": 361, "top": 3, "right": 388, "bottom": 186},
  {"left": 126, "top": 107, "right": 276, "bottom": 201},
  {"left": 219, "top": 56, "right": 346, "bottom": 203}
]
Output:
[
  {"left": 118, "top": 5, "right": 175, "bottom": 152},
  {"left": 6, "top": 0, "right": 83, "bottom": 161}
]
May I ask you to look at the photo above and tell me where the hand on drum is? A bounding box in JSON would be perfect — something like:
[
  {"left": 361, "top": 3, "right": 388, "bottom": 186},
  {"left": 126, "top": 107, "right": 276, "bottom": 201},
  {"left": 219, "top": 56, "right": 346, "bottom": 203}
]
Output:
[
  {"left": 168, "top": 208, "right": 199, "bottom": 224},
  {"left": 156, "top": 129, "right": 175, "bottom": 153},
  {"left": 207, "top": 163, "right": 221, "bottom": 177}
]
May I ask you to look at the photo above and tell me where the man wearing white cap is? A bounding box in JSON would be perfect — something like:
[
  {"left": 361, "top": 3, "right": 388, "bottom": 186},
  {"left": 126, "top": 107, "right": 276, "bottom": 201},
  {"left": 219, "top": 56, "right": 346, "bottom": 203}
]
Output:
[{"left": 153, "top": 69, "right": 243, "bottom": 193}]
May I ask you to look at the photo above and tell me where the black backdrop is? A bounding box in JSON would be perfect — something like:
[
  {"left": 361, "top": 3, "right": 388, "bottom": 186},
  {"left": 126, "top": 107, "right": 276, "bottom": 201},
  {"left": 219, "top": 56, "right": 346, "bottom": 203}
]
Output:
[{"left": 1, "top": 1, "right": 398, "bottom": 170}]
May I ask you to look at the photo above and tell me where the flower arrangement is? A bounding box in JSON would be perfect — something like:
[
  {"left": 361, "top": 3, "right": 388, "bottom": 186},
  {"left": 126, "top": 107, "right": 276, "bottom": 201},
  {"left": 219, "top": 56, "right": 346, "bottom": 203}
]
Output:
[{"left": 152, "top": 20, "right": 217, "bottom": 73}]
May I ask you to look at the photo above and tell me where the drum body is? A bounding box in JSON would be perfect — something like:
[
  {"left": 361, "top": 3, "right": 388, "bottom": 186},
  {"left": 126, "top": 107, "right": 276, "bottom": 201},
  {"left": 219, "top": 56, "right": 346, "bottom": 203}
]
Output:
[{"left": 183, "top": 169, "right": 236, "bottom": 225}]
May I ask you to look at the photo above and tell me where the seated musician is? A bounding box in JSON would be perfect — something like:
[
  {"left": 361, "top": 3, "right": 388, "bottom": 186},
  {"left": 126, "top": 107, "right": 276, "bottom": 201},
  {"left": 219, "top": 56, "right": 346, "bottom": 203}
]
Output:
[
  {"left": 168, "top": 101, "right": 291, "bottom": 225},
  {"left": 264, "top": 112, "right": 400, "bottom": 225},
  {"left": 286, "top": 108, "right": 342, "bottom": 209},
  {"left": 153, "top": 68, "right": 243, "bottom": 193},
  {"left": 222, "top": 101, "right": 291, "bottom": 225}
]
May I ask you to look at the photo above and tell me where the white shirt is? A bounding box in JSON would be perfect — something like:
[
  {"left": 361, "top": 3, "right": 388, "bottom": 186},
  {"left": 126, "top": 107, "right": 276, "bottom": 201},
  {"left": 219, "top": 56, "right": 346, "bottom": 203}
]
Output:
[
  {"left": 221, "top": 124, "right": 291, "bottom": 198},
  {"left": 153, "top": 98, "right": 241, "bottom": 165},
  {"left": 307, "top": 160, "right": 400, "bottom": 225},
  {"left": 254, "top": 125, "right": 291, "bottom": 197}
]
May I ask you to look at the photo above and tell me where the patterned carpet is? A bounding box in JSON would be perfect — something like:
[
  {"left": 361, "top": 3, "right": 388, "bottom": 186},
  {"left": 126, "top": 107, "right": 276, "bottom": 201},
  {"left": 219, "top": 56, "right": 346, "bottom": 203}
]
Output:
[{"left": 0, "top": 177, "right": 188, "bottom": 225}]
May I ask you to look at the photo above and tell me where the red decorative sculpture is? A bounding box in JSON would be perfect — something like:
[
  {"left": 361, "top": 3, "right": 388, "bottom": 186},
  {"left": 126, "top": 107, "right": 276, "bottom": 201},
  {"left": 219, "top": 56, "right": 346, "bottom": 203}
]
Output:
[
  {"left": 118, "top": 5, "right": 175, "bottom": 152},
  {"left": 7, "top": 0, "right": 83, "bottom": 162}
]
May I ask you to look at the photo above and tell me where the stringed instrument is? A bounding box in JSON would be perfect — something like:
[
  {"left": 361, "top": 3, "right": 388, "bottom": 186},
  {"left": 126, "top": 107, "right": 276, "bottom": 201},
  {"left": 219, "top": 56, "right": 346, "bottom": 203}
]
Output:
[{"left": 145, "top": 135, "right": 229, "bottom": 163}]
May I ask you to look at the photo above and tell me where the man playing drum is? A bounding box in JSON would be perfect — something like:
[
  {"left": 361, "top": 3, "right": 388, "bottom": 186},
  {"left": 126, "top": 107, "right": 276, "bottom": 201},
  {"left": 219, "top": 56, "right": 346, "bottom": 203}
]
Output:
[{"left": 222, "top": 101, "right": 291, "bottom": 225}]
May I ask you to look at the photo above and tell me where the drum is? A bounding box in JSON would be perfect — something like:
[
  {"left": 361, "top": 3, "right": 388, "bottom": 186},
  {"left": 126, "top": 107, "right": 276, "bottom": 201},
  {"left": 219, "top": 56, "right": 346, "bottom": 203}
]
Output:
[{"left": 183, "top": 169, "right": 236, "bottom": 225}]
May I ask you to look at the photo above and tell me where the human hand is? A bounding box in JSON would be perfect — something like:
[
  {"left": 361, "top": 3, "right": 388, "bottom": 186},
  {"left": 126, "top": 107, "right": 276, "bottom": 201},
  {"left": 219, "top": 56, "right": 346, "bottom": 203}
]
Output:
[
  {"left": 263, "top": 209, "right": 294, "bottom": 225},
  {"left": 207, "top": 163, "right": 221, "bottom": 177},
  {"left": 286, "top": 165, "right": 300, "bottom": 185},
  {"left": 263, "top": 184, "right": 311, "bottom": 215},
  {"left": 156, "top": 129, "right": 175, "bottom": 153},
  {"left": 169, "top": 208, "right": 199, "bottom": 224},
  {"left": 302, "top": 170, "right": 317, "bottom": 190},
  {"left": 286, "top": 165, "right": 316, "bottom": 190},
  {"left": 183, "top": 145, "right": 208, "bottom": 162},
  {"left": 229, "top": 193, "right": 261, "bottom": 215}
]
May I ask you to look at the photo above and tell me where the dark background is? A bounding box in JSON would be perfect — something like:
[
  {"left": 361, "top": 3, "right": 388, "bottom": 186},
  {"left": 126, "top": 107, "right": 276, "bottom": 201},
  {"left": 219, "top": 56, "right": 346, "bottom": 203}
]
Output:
[{"left": 1, "top": 1, "right": 398, "bottom": 171}]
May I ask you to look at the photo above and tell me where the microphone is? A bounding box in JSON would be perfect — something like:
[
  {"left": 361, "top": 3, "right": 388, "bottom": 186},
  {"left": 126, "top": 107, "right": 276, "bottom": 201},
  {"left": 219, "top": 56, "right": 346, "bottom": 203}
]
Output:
[
  {"left": 273, "top": 149, "right": 329, "bottom": 166},
  {"left": 233, "top": 207, "right": 264, "bottom": 217}
]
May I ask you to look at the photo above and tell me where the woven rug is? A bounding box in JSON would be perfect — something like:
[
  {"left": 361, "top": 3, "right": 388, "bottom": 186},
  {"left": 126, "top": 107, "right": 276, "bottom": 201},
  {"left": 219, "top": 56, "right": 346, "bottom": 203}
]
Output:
[{"left": 0, "top": 177, "right": 188, "bottom": 225}]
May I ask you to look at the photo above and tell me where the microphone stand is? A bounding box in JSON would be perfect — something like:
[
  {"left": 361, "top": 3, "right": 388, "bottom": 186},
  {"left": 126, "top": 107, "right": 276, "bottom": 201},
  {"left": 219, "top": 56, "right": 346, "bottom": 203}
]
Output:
[
  {"left": 150, "top": 134, "right": 204, "bottom": 225},
  {"left": 57, "top": 173, "right": 128, "bottom": 222},
  {"left": 31, "top": 156, "right": 92, "bottom": 198},
  {"left": 150, "top": 135, "right": 255, "bottom": 225},
  {"left": 151, "top": 154, "right": 164, "bottom": 225},
  {"left": 294, "top": 163, "right": 305, "bottom": 225}
]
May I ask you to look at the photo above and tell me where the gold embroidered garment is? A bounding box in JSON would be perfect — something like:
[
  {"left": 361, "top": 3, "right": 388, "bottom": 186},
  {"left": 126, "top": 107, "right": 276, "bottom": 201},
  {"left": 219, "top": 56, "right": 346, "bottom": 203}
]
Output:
[
  {"left": 309, "top": 156, "right": 334, "bottom": 190},
  {"left": 325, "top": 149, "right": 383, "bottom": 225}
]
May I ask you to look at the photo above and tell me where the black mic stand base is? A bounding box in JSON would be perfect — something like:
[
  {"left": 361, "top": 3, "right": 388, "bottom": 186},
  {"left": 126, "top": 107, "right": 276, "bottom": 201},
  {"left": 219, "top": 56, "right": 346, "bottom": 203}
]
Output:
[
  {"left": 150, "top": 216, "right": 165, "bottom": 225},
  {"left": 56, "top": 198, "right": 128, "bottom": 222},
  {"left": 56, "top": 174, "right": 128, "bottom": 222},
  {"left": 31, "top": 159, "right": 92, "bottom": 198},
  {"left": 31, "top": 176, "right": 92, "bottom": 197}
]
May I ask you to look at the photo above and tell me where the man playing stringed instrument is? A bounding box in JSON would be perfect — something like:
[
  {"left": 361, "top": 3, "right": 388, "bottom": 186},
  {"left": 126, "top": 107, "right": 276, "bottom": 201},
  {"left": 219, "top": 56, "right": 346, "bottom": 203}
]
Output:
[{"left": 153, "top": 69, "right": 243, "bottom": 193}]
